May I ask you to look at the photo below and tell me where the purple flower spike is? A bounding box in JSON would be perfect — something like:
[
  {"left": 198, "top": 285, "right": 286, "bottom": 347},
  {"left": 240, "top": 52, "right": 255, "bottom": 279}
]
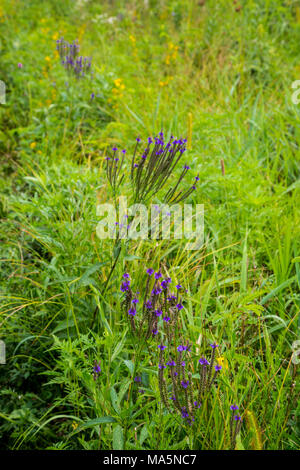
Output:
[
  {"left": 128, "top": 307, "right": 136, "bottom": 316},
  {"left": 176, "top": 303, "right": 183, "bottom": 310},
  {"left": 181, "top": 407, "right": 189, "bottom": 418},
  {"left": 152, "top": 287, "right": 162, "bottom": 295},
  {"left": 120, "top": 280, "right": 130, "bottom": 292},
  {"left": 158, "top": 344, "right": 166, "bottom": 350},
  {"left": 215, "top": 365, "right": 222, "bottom": 371},
  {"left": 136, "top": 137, "right": 141, "bottom": 142},
  {"left": 145, "top": 300, "right": 152, "bottom": 309},
  {"left": 158, "top": 363, "right": 166, "bottom": 369},
  {"left": 177, "top": 345, "right": 184, "bottom": 352},
  {"left": 155, "top": 309, "right": 162, "bottom": 317},
  {"left": 132, "top": 298, "right": 139, "bottom": 304},
  {"left": 166, "top": 360, "right": 176, "bottom": 366},
  {"left": 93, "top": 361, "right": 101, "bottom": 380},
  {"left": 176, "top": 284, "right": 182, "bottom": 289},
  {"left": 199, "top": 357, "right": 210, "bottom": 366},
  {"left": 123, "top": 273, "right": 130, "bottom": 279},
  {"left": 167, "top": 295, "right": 176, "bottom": 301},
  {"left": 181, "top": 380, "right": 189, "bottom": 389},
  {"left": 134, "top": 376, "right": 141, "bottom": 382},
  {"left": 93, "top": 363, "right": 101, "bottom": 373},
  {"left": 230, "top": 404, "right": 239, "bottom": 411},
  {"left": 163, "top": 316, "right": 171, "bottom": 322},
  {"left": 112, "top": 147, "right": 117, "bottom": 152},
  {"left": 154, "top": 272, "right": 162, "bottom": 279},
  {"left": 184, "top": 165, "right": 190, "bottom": 170},
  {"left": 234, "top": 415, "right": 242, "bottom": 421},
  {"left": 210, "top": 342, "right": 219, "bottom": 349},
  {"left": 146, "top": 268, "right": 154, "bottom": 275}
]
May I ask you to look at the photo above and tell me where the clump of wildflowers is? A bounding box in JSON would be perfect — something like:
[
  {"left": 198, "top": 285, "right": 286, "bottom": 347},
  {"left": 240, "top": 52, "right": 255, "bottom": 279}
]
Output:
[
  {"left": 105, "top": 132, "right": 199, "bottom": 203},
  {"left": 120, "top": 268, "right": 185, "bottom": 342},
  {"left": 56, "top": 37, "right": 92, "bottom": 79},
  {"left": 158, "top": 340, "right": 222, "bottom": 427}
]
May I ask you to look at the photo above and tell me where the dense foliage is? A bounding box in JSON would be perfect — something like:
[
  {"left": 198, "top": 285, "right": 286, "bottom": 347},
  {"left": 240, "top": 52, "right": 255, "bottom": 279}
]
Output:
[{"left": 0, "top": 0, "right": 299, "bottom": 450}]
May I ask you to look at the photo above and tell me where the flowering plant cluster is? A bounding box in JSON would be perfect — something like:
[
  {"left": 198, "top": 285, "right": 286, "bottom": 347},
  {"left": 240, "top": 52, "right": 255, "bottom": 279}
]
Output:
[
  {"left": 120, "top": 268, "right": 185, "bottom": 341},
  {"left": 56, "top": 37, "right": 92, "bottom": 79},
  {"left": 158, "top": 341, "right": 223, "bottom": 427},
  {"left": 105, "top": 132, "right": 199, "bottom": 203},
  {"left": 119, "top": 268, "right": 243, "bottom": 446}
]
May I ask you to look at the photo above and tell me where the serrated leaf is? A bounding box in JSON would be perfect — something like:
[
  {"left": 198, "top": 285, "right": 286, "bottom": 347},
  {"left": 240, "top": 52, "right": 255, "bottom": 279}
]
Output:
[
  {"left": 113, "top": 425, "right": 124, "bottom": 450},
  {"left": 117, "top": 379, "right": 131, "bottom": 407},
  {"left": 77, "top": 416, "right": 117, "bottom": 432},
  {"left": 110, "top": 386, "right": 120, "bottom": 414},
  {"left": 139, "top": 424, "right": 148, "bottom": 446},
  {"left": 123, "top": 359, "right": 134, "bottom": 376},
  {"left": 111, "top": 329, "right": 128, "bottom": 362}
]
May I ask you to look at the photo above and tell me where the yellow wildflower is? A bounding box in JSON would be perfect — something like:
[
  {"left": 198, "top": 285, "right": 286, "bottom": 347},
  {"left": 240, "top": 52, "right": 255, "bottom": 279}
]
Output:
[
  {"left": 159, "top": 76, "right": 173, "bottom": 87},
  {"left": 216, "top": 356, "right": 228, "bottom": 370},
  {"left": 71, "top": 421, "right": 78, "bottom": 430},
  {"left": 30, "top": 142, "right": 36, "bottom": 149},
  {"left": 112, "top": 79, "right": 125, "bottom": 100},
  {"left": 165, "top": 43, "right": 178, "bottom": 65}
]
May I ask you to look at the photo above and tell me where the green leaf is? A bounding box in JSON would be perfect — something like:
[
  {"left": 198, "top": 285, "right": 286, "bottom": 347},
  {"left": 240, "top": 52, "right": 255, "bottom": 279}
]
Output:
[
  {"left": 77, "top": 262, "right": 107, "bottom": 286},
  {"left": 139, "top": 424, "right": 148, "bottom": 446},
  {"left": 235, "top": 434, "right": 245, "bottom": 450},
  {"left": 123, "top": 359, "right": 134, "bottom": 376},
  {"left": 77, "top": 416, "right": 117, "bottom": 431},
  {"left": 261, "top": 276, "right": 296, "bottom": 305},
  {"left": 111, "top": 329, "right": 128, "bottom": 362},
  {"left": 113, "top": 425, "right": 124, "bottom": 450},
  {"left": 110, "top": 387, "right": 120, "bottom": 414},
  {"left": 117, "top": 379, "right": 131, "bottom": 407}
]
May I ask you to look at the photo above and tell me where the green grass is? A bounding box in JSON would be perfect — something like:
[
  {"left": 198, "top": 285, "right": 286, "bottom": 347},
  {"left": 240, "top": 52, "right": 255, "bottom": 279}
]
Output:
[{"left": 0, "top": 0, "right": 299, "bottom": 450}]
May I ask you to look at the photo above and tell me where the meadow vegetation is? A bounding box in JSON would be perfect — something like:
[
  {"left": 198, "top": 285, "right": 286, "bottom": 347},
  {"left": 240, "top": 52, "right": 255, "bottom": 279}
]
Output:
[{"left": 0, "top": 0, "right": 299, "bottom": 450}]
